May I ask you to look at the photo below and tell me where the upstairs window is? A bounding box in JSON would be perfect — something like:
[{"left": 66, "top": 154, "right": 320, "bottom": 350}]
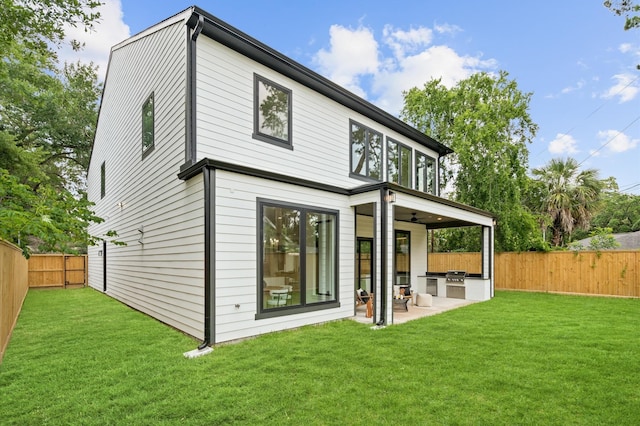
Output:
[
  {"left": 416, "top": 151, "right": 436, "bottom": 194},
  {"left": 350, "top": 120, "right": 382, "bottom": 181},
  {"left": 387, "top": 138, "right": 412, "bottom": 188},
  {"left": 100, "top": 161, "right": 105, "bottom": 199},
  {"left": 142, "top": 92, "right": 155, "bottom": 157},
  {"left": 253, "top": 74, "right": 292, "bottom": 149}
]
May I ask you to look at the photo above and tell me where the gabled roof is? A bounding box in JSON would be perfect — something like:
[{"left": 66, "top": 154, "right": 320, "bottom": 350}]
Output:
[
  {"left": 573, "top": 230, "right": 640, "bottom": 250},
  {"left": 184, "top": 6, "right": 453, "bottom": 157}
]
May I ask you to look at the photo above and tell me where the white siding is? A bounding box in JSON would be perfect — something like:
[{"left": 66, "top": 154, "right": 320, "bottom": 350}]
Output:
[
  {"left": 195, "top": 37, "right": 440, "bottom": 190},
  {"left": 87, "top": 21, "right": 206, "bottom": 339},
  {"left": 214, "top": 170, "right": 355, "bottom": 343}
]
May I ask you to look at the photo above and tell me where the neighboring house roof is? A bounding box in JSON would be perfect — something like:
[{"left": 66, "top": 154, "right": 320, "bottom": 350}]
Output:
[{"left": 574, "top": 230, "right": 640, "bottom": 250}]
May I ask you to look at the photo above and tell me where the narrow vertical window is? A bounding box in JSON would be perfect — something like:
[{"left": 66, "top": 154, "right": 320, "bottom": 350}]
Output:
[
  {"left": 142, "top": 92, "right": 154, "bottom": 156},
  {"left": 416, "top": 151, "right": 436, "bottom": 194},
  {"left": 253, "top": 74, "right": 292, "bottom": 148},
  {"left": 387, "top": 138, "right": 412, "bottom": 188},
  {"left": 100, "top": 161, "right": 105, "bottom": 199},
  {"left": 395, "top": 230, "right": 410, "bottom": 286},
  {"left": 350, "top": 120, "right": 382, "bottom": 181}
]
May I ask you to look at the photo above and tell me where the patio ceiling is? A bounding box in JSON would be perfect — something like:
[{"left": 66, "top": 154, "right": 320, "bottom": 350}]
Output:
[{"left": 354, "top": 204, "right": 479, "bottom": 229}]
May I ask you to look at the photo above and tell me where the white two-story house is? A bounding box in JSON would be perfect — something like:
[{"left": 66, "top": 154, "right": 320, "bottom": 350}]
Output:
[{"left": 87, "top": 6, "right": 495, "bottom": 346}]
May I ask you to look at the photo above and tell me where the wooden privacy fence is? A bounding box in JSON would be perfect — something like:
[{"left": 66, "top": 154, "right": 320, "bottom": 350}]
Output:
[
  {"left": 1, "top": 240, "right": 29, "bottom": 362},
  {"left": 28, "top": 254, "right": 87, "bottom": 288},
  {"left": 428, "top": 251, "right": 640, "bottom": 297}
]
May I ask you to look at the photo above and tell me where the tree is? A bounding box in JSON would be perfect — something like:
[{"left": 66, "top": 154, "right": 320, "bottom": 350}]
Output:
[
  {"left": 0, "top": 0, "right": 113, "bottom": 256},
  {"left": 605, "top": 0, "right": 640, "bottom": 68},
  {"left": 401, "top": 71, "right": 542, "bottom": 252},
  {"left": 532, "top": 158, "right": 604, "bottom": 247},
  {"left": 582, "top": 191, "right": 640, "bottom": 236}
]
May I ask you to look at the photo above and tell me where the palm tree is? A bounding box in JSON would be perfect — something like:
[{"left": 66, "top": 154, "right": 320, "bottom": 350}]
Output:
[{"left": 532, "top": 158, "right": 603, "bottom": 247}]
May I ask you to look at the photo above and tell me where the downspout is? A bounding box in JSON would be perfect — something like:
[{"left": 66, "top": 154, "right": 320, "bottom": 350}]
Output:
[
  {"left": 185, "top": 12, "right": 213, "bottom": 350},
  {"left": 184, "top": 12, "right": 204, "bottom": 168},
  {"left": 378, "top": 187, "right": 388, "bottom": 325}
]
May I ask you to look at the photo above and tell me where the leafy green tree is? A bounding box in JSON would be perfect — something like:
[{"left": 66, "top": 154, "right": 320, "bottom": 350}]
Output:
[
  {"left": 586, "top": 191, "right": 640, "bottom": 235},
  {"left": 0, "top": 0, "right": 114, "bottom": 256},
  {"left": 401, "top": 71, "right": 542, "bottom": 252},
  {"left": 532, "top": 158, "right": 604, "bottom": 247}
]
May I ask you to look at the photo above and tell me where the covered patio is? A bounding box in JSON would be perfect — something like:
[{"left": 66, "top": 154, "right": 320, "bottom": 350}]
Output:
[
  {"left": 353, "top": 296, "right": 478, "bottom": 325},
  {"left": 351, "top": 182, "right": 495, "bottom": 327}
]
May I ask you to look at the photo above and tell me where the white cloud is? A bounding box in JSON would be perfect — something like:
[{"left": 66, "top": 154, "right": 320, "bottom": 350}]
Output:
[
  {"left": 597, "top": 129, "right": 639, "bottom": 153},
  {"left": 548, "top": 133, "right": 579, "bottom": 154},
  {"left": 382, "top": 25, "right": 433, "bottom": 59},
  {"left": 313, "top": 23, "right": 497, "bottom": 115},
  {"left": 560, "top": 79, "right": 586, "bottom": 94},
  {"left": 433, "top": 23, "right": 462, "bottom": 35},
  {"left": 601, "top": 73, "right": 640, "bottom": 103},
  {"left": 313, "top": 24, "right": 379, "bottom": 97},
  {"left": 58, "top": 0, "right": 130, "bottom": 80}
]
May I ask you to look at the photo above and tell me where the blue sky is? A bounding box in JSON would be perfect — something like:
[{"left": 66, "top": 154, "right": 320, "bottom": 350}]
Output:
[{"left": 61, "top": 1, "right": 640, "bottom": 194}]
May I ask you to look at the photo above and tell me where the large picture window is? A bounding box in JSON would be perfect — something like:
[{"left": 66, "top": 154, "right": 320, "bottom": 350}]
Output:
[
  {"left": 259, "top": 201, "right": 338, "bottom": 316},
  {"left": 350, "top": 120, "right": 382, "bottom": 181},
  {"left": 142, "top": 92, "right": 154, "bottom": 156},
  {"left": 253, "top": 74, "right": 292, "bottom": 148},
  {"left": 416, "top": 151, "right": 436, "bottom": 194},
  {"left": 387, "top": 138, "right": 412, "bottom": 188}
]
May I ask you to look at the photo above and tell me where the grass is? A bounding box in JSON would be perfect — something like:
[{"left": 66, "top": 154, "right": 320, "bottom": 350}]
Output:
[{"left": 1, "top": 289, "right": 639, "bottom": 425}]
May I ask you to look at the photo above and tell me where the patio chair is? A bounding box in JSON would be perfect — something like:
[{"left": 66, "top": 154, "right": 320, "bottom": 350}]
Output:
[
  {"left": 267, "top": 289, "right": 289, "bottom": 307},
  {"left": 356, "top": 289, "right": 374, "bottom": 318}
]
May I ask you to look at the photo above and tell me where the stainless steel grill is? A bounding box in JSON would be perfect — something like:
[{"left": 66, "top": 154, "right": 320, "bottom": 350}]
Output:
[{"left": 445, "top": 270, "right": 466, "bottom": 283}]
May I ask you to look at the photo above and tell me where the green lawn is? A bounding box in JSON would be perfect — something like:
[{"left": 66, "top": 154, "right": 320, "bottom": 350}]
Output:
[{"left": 1, "top": 288, "right": 639, "bottom": 425}]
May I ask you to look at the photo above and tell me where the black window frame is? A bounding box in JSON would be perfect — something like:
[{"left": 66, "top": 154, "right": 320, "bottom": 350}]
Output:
[
  {"left": 100, "top": 161, "right": 105, "bottom": 199},
  {"left": 253, "top": 74, "right": 293, "bottom": 150},
  {"left": 349, "top": 119, "right": 383, "bottom": 182},
  {"left": 394, "top": 229, "right": 411, "bottom": 286},
  {"left": 256, "top": 199, "right": 340, "bottom": 319},
  {"left": 142, "top": 92, "right": 155, "bottom": 158},
  {"left": 415, "top": 150, "right": 436, "bottom": 195},
  {"left": 387, "top": 137, "right": 412, "bottom": 188}
]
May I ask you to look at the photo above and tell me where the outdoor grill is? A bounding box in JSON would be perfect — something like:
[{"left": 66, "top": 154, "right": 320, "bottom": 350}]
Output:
[
  {"left": 445, "top": 270, "right": 466, "bottom": 299},
  {"left": 445, "top": 270, "right": 467, "bottom": 284}
]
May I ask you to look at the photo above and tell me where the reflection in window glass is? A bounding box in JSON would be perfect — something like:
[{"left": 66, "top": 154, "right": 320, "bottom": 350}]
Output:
[
  {"left": 100, "top": 161, "right": 105, "bottom": 199},
  {"left": 260, "top": 202, "right": 338, "bottom": 313},
  {"left": 262, "top": 206, "right": 300, "bottom": 309},
  {"left": 387, "top": 139, "right": 412, "bottom": 188},
  {"left": 395, "top": 230, "right": 410, "bottom": 286},
  {"left": 416, "top": 151, "right": 436, "bottom": 194},
  {"left": 255, "top": 75, "right": 291, "bottom": 145},
  {"left": 142, "top": 93, "right": 154, "bottom": 154},
  {"left": 306, "top": 212, "right": 336, "bottom": 303},
  {"left": 350, "top": 121, "right": 382, "bottom": 180}
]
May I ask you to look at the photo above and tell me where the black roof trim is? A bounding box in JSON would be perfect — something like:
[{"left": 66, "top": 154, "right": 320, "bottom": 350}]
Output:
[
  {"left": 189, "top": 6, "right": 453, "bottom": 156},
  {"left": 178, "top": 159, "right": 493, "bottom": 220}
]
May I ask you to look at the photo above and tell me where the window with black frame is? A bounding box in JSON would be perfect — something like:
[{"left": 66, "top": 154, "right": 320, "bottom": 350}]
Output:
[
  {"left": 387, "top": 138, "right": 412, "bottom": 188},
  {"left": 253, "top": 74, "right": 292, "bottom": 148},
  {"left": 350, "top": 120, "right": 382, "bottom": 181},
  {"left": 395, "top": 230, "right": 410, "bottom": 286},
  {"left": 260, "top": 201, "right": 337, "bottom": 314},
  {"left": 142, "top": 92, "right": 154, "bottom": 156},
  {"left": 416, "top": 151, "right": 436, "bottom": 194}
]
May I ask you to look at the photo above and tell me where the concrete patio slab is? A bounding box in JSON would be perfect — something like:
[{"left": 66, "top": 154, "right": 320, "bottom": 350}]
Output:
[{"left": 352, "top": 296, "right": 479, "bottom": 325}]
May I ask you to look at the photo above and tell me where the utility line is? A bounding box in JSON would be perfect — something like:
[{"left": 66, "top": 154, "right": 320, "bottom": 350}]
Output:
[
  {"left": 577, "top": 114, "right": 640, "bottom": 167},
  {"left": 531, "top": 74, "right": 640, "bottom": 160}
]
